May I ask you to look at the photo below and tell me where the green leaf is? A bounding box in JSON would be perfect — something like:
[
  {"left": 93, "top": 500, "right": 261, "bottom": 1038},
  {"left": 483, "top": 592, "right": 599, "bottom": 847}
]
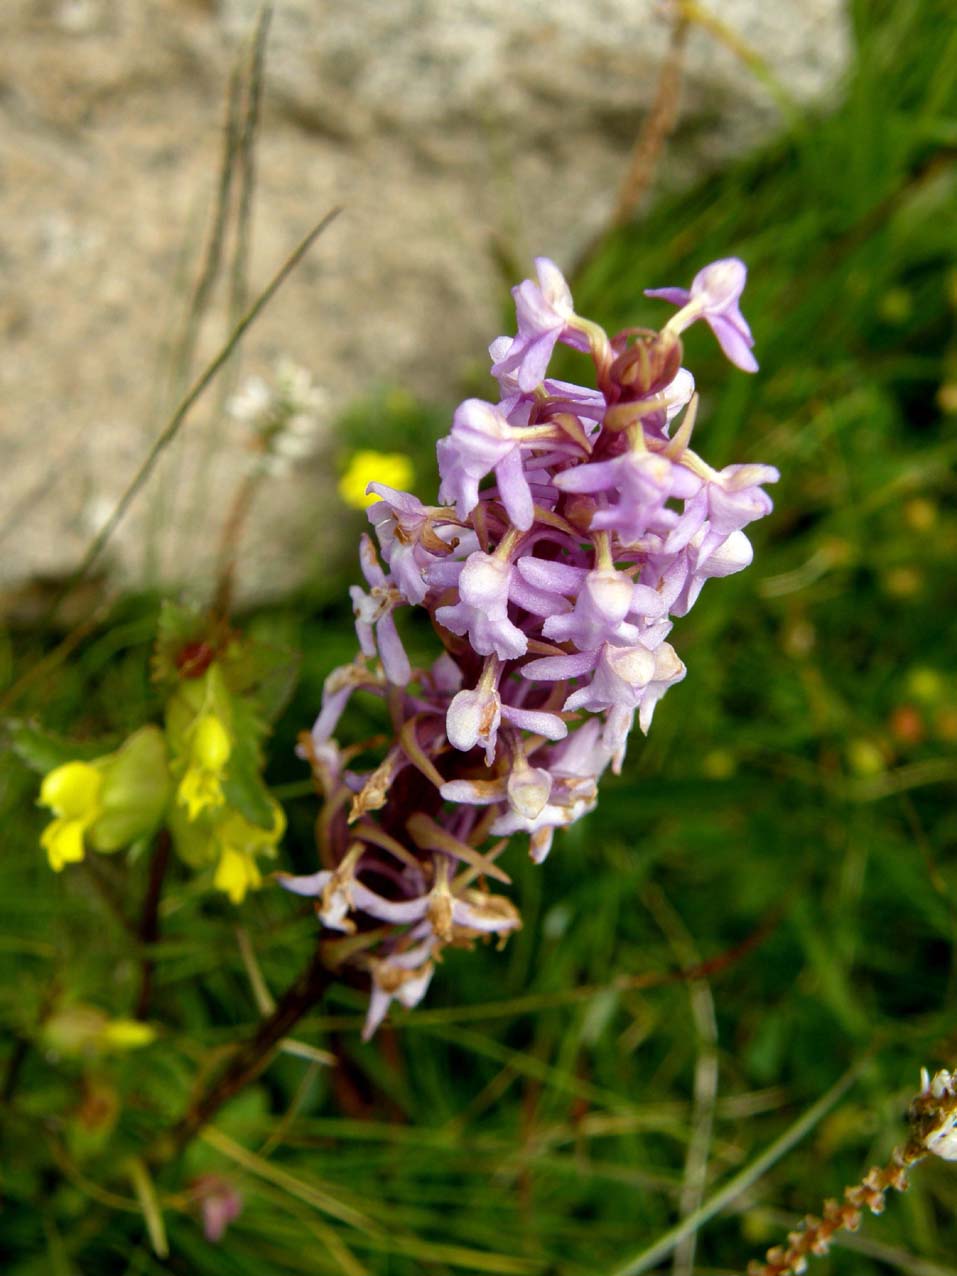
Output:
[
  {"left": 222, "top": 698, "right": 274, "bottom": 829},
  {"left": 221, "top": 636, "right": 302, "bottom": 725},
  {"left": 7, "top": 721, "right": 113, "bottom": 774}
]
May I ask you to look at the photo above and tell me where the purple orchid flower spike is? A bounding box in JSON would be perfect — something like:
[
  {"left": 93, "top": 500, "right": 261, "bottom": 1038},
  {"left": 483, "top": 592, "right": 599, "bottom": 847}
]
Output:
[
  {"left": 646, "top": 257, "right": 758, "bottom": 373},
  {"left": 294, "top": 249, "right": 777, "bottom": 1036}
]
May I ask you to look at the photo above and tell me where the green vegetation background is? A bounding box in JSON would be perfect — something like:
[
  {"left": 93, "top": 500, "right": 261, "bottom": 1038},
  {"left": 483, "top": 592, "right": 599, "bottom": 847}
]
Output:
[{"left": 2, "top": 1, "right": 956, "bottom": 1272}]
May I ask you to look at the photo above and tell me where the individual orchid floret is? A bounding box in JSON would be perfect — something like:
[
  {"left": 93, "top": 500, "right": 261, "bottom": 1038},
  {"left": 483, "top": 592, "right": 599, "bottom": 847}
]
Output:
[
  {"left": 557, "top": 640, "right": 686, "bottom": 765},
  {"left": 542, "top": 565, "right": 664, "bottom": 651},
  {"left": 365, "top": 483, "right": 464, "bottom": 605},
  {"left": 310, "top": 657, "right": 384, "bottom": 747},
  {"left": 490, "top": 257, "right": 590, "bottom": 393},
  {"left": 555, "top": 450, "right": 683, "bottom": 545},
  {"left": 664, "top": 462, "right": 780, "bottom": 559},
  {"left": 362, "top": 941, "right": 436, "bottom": 1041},
  {"left": 667, "top": 527, "right": 756, "bottom": 617},
  {"left": 349, "top": 534, "right": 412, "bottom": 686},
  {"left": 446, "top": 681, "right": 503, "bottom": 765},
  {"left": 437, "top": 399, "right": 536, "bottom": 529},
  {"left": 435, "top": 547, "right": 527, "bottom": 660},
  {"left": 646, "top": 257, "right": 758, "bottom": 373},
  {"left": 696, "top": 462, "right": 780, "bottom": 559},
  {"left": 441, "top": 736, "right": 553, "bottom": 824}
]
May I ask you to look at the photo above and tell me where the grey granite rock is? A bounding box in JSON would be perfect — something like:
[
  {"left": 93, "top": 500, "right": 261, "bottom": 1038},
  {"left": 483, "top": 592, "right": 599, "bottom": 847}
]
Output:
[{"left": 0, "top": 0, "right": 849, "bottom": 608}]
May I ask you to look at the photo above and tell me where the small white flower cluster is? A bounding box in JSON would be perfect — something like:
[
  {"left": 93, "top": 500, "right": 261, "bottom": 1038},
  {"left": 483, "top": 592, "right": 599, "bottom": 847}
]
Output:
[{"left": 228, "top": 358, "right": 328, "bottom": 477}]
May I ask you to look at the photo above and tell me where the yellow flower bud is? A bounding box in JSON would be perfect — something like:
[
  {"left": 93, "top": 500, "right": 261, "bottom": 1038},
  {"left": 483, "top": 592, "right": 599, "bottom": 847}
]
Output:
[
  {"left": 193, "top": 714, "right": 231, "bottom": 771},
  {"left": 38, "top": 762, "right": 103, "bottom": 871},
  {"left": 211, "top": 802, "right": 285, "bottom": 905}
]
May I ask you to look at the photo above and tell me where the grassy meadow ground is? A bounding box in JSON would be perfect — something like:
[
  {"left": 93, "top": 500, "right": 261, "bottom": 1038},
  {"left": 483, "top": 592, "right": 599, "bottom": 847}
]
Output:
[{"left": 2, "top": 2, "right": 957, "bottom": 1272}]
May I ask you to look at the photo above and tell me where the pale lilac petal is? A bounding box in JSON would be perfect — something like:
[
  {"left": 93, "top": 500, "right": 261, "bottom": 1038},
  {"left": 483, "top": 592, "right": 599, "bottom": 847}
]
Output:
[
  {"left": 644, "top": 286, "right": 690, "bottom": 306},
  {"left": 552, "top": 459, "right": 622, "bottom": 494},
  {"left": 698, "top": 529, "right": 754, "bottom": 577},
  {"left": 710, "top": 315, "right": 758, "bottom": 373},
  {"left": 349, "top": 586, "right": 377, "bottom": 658},
  {"left": 312, "top": 684, "right": 353, "bottom": 745},
  {"left": 507, "top": 572, "right": 573, "bottom": 618},
  {"left": 428, "top": 652, "right": 464, "bottom": 694},
  {"left": 501, "top": 704, "right": 568, "bottom": 739},
  {"left": 494, "top": 445, "right": 535, "bottom": 530},
  {"left": 520, "top": 649, "right": 598, "bottom": 682},
  {"left": 459, "top": 552, "right": 510, "bottom": 609},
  {"left": 451, "top": 894, "right": 523, "bottom": 933},
  {"left": 691, "top": 257, "right": 747, "bottom": 307},
  {"left": 515, "top": 557, "right": 586, "bottom": 593},
  {"left": 532, "top": 257, "right": 574, "bottom": 315},
  {"left": 352, "top": 882, "right": 428, "bottom": 924},
  {"left": 362, "top": 986, "right": 392, "bottom": 1041},
  {"left": 375, "top": 614, "right": 412, "bottom": 686},
  {"left": 439, "top": 778, "right": 507, "bottom": 805},
  {"left": 630, "top": 583, "right": 668, "bottom": 619},
  {"left": 637, "top": 643, "right": 686, "bottom": 735},
  {"left": 519, "top": 652, "right": 593, "bottom": 684},
  {"left": 276, "top": 870, "right": 332, "bottom": 897}
]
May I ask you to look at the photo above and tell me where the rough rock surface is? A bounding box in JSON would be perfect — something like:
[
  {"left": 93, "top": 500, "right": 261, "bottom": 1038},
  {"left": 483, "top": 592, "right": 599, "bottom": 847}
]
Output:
[{"left": 0, "top": 0, "right": 849, "bottom": 607}]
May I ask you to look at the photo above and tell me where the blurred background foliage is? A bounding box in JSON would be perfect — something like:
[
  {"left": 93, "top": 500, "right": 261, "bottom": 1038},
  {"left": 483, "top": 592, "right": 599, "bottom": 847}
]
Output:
[{"left": 2, "top": 0, "right": 957, "bottom": 1272}]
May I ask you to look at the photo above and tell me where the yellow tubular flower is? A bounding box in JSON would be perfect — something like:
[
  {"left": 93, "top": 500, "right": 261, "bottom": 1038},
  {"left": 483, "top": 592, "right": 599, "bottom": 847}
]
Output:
[
  {"left": 338, "top": 450, "right": 415, "bottom": 509},
  {"left": 212, "top": 802, "right": 286, "bottom": 906},
  {"left": 38, "top": 762, "right": 104, "bottom": 871},
  {"left": 214, "top": 845, "right": 263, "bottom": 905},
  {"left": 177, "top": 713, "right": 231, "bottom": 821}
]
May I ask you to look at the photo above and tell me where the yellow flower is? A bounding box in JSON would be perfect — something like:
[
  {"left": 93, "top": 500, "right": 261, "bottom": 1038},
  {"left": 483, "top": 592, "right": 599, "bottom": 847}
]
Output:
[
  {"left": 100, "top": 1019, "right": 157, "bottom": 1051},
  {"left": 37, "top": 729, "right": 170, "bottom": 872},
  {"left": 212, "top": 802, "right": 285, "bottom": 905},
  {"left": 214, "top": 844, "right": 263, "bottom": 905},
  {"left": 39, "top": 762, "right": 103, "bottom": 871},
  {"left": 338, "top": 450, "right": 414, "bottom": 509},
  {"left": 177, "top": 713, "right": 231, "bottom": 821},
  {"left": 42, "top": 1006, "right": 156, "bottom": 1056}
]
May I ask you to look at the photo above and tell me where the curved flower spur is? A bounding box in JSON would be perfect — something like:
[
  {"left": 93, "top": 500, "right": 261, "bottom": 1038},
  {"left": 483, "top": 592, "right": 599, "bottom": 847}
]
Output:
[{"left": 281, "top": 256, "right": 778, "bottom": 1038}]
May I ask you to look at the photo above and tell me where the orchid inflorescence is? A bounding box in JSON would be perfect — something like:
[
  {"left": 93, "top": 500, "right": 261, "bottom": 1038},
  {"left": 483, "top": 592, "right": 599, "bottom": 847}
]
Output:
[{"left": 283, "top": 255, "right": 779, "bottom": 1039}]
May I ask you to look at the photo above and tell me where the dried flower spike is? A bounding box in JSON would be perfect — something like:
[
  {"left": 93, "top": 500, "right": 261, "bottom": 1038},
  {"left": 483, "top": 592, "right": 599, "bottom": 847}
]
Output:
[{"left": 747, "top": 1067, "right": 957, "bottom": 1276}]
